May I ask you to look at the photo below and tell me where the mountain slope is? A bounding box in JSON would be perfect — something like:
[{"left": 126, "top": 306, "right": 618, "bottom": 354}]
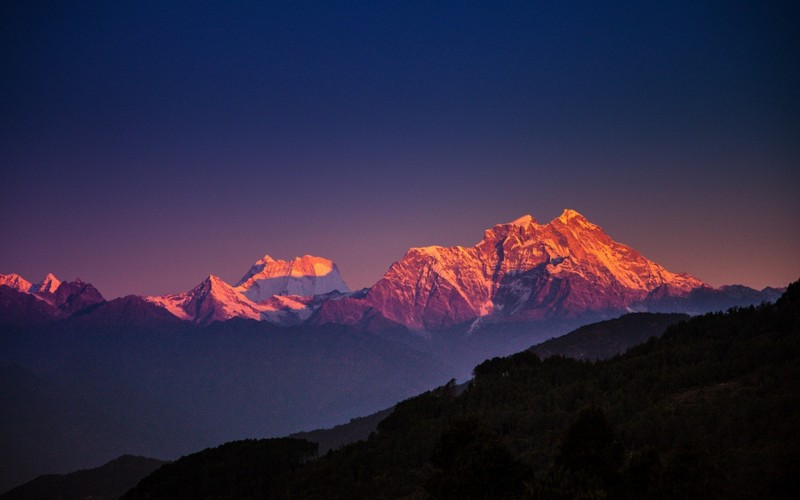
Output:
[
  {"left": 529, "top": 312, "right": 689, "bottom": 361},
  {"left": 0, "top": 455, "right": 165, "bottom": 500},
  {"left": 146, "top": 255, "right": 351, "bottom": 325},
  {"left": 0, "top": 277, "right": 106, "bottom": 326},
  {"left": 0, "top": 275, "right": 33, "bottom": 293},
  {"left": 0, "top": 286, "right": 57, "bottom": 327},
  {"left": 124, "top": 282, "right": 800, "bottom": 499},
  {"left": 29, "top": 273, "right": 61, "bottom": 295},
  {"left": 316, "top": 210, "right": 710, "bottom": 330},
  {"left": 147, "top": 275, "right": 263, "bottom": 324},
  {"left": 51, "top": 279, "right": 105, "bottom": 317}
]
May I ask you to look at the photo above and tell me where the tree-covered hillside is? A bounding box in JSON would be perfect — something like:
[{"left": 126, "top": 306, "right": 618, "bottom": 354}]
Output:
[
  {"left": 126, "top": 281, "right": 800, "bottom": 499},
  {"left": 529, "top": 312, "right": 689, "bottom": 361}
]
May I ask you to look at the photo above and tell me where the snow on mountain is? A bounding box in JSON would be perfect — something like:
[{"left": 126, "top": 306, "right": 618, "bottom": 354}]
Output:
[
  {"left": 147, "top": 275, "right": 263, "bottom": 324},
  {"left": 147, "top": 255, "right": 351, "bottom": 325},
  {"left": 317, "top": 209, "right": 707, "bottom": 330},
  {"left": 6, "top": 212, "right": 781, "bottom": 330},
  {"left": 1, "top": 274, "right": 105, "bottom": 322},
  {"left": 257, "top": 292, "right": 346, "bottom": 326},
  {"left": 2, "top": 272, "right": 65, "bottom": 298},
  {"left": 0, "top": 273, "right": 33, "bottom": 293},
  {"left": 235, "top": 255, "right": 350, "bottom": 302},
  {"left": 0, "top": 272, "right": 82, "bottom": 308},
  {"left": 30, "top": 273, "right": 62, "bottom": 294}
]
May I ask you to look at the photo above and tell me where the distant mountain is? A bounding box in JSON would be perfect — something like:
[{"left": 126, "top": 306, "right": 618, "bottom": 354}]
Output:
[
  {"left": 0, "top": 455, "right": 165, "bottom": 500},
  {"left": 2, "top": 212, "right": 783, "bottom": 329},
  {"left": 64, "top": 295, "right": 187, "bottom": 330},
  {"left": 529, "top": 312, "right": 689, "bottom": 361},
  {"left": 51, "top": 279, "right": 105, "bottom": 317},
  {"left": 0, "top": 286, "right": 57, "bottom": 327},
  {"left": 0, "top": 276, "right": 105, "bottom": 326},
  {"left": 0, "top": 274, "right": 33, "bottom": 293},
  {"left": 314, "top": 210, "right": 777, "bottom": 331},
  {"left": 235, "top": 255, "right": 350, "bottom": 301},
  {"left": 145, "top": 255, "right": 350, "bottom": 325},
  {"left": 147, "top": 275, "right": 265, "bottom": 324},
  {"left": 643, "top": 283, "right": 784, "bottom": 313},
  {"left": 29, "top": 273, "right": 61, "bottom": 295},
  {"left": 0, "top": 273, "right": 66, "bottom": 309}
]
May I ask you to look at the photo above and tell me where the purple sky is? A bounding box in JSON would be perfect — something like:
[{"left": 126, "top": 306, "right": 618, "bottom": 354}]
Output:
[{"left": 2, "top": 1, "right": 798, "bottom": 298}]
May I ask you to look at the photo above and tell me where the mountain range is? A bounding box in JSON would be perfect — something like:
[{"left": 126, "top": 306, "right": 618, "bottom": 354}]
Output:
[{"left": 0, "top": 210, "right": 782, "bottom": 332}]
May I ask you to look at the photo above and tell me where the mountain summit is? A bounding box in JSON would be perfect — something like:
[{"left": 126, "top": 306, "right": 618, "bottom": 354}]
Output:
[
  {"left": 235, "top": 255, "right": 350, "bottom": 302},
  {"left": 146, "top": 255, "right": 350, "bottom": 325},
  {"left": 316, "top": 210, "right": 706, "bottom": 330}
]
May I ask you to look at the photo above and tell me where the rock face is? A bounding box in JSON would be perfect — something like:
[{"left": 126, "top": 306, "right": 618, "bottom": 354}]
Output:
[
  {"left": 52, "top": 279, "right": 105, "bottom": 316},
  {"left": 316, "top": 210, "right": 705, "bottom": 330}
]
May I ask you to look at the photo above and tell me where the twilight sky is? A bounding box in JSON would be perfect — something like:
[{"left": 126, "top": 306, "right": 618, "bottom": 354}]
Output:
[{"left": 1, "top": 1, "right": 798, "bottom": 298}]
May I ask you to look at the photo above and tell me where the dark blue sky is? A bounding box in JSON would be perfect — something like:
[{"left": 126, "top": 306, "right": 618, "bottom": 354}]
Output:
[{"left": 2, "top": 1, "right": 798, "bottom": 297}]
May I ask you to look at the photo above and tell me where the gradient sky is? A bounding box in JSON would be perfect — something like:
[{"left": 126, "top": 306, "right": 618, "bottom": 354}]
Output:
[{"left": 2, "top": 1, "right": 798, "bottom": 298}]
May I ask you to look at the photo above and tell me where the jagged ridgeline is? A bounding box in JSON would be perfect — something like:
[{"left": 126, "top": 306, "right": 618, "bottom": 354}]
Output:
[{"left": 123, "top": 281, "right": 800, "bottom": 499}]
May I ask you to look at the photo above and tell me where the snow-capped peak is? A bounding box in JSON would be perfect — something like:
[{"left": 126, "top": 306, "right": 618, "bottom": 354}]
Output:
[
  {"left": 508, "top": 214, "right": 537, "bottom": 226},
  {"left": 0, "top": 273, "right": 33, "bottom": 293},
  {"left": 409, "top": 246, "right": 444, "bottom": 257},
  {"left": 347, "top": 209, "right": 708, "bottom": 330},
  {"left": 30, "top": 273, "right": 61, "bottom": 294},
  {"left": 235, "top": 254, "right": 350, "bottom": 302},
  {"left": 289, "top": 255, "right": 336, "bottom": 277},
  {"left": 206, "top": 274, "right": 226, "bottom": 286},
  {"left": 553, "top": 209, "right": 599, "bottom": 231},
  {"left": 556, "top": 208, "right": 587, "bottom": 223}
]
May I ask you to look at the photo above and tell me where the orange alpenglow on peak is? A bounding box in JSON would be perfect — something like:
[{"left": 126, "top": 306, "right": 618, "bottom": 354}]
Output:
[
  {"left": 508, "top": 214, "right": 537, "bottom": 226},
  {"left": 0, "top": 273, "right": 33, "bottom": 293},
  {"left": 289, "top": 255, "right": 336, "bottom": 277},
  {"left": 145, "top": 253, "right": 350, "bottom": 324},
  {"left": 235, "top": 254, "right": 350, "bottom": 303},
  {"left": 205, "top": 275, "right": 227, "bottom": 286},
  {"left": 31, "top": 273, "right": 61, "bottom": 294},
  {"left": 325, "top": 210, "right": 707, "bottom": 330},
  {"left": 556, "top": 208, "right": 589, "bottom": 223},
  {"left": 255, "top": 255, "right": 276, "bottom": 264}
]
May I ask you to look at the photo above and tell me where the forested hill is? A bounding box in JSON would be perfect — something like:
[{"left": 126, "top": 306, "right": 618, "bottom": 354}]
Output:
[
  {"left": 125, "top": 280, "right": 800, "bottom": 499},
  {"left": 529, "top": 312, "right": 689, "bottom": 361}
]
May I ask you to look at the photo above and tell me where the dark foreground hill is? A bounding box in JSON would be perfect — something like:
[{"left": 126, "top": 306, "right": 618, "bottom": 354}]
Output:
[
  {"left": 125, "top": 280, "right": 800, "bottom": 499},
  {"left": 529, "top": 312, "right": 689, "bottom": 361},
  {"left": 0, "top": 455, "right": 164, "bottom": 500}
]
